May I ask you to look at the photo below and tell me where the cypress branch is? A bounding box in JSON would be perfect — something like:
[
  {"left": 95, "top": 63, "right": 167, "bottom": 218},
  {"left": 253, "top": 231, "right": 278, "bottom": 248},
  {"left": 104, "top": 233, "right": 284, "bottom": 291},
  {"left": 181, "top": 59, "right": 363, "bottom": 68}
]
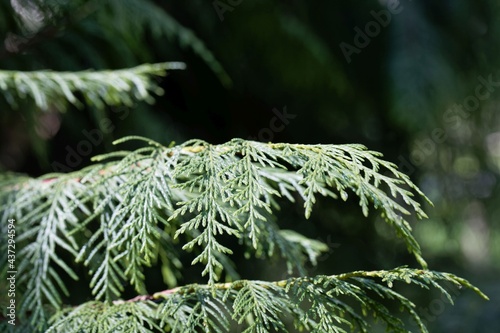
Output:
[
  {"left": 0, "top": 62, "right": 185, "bottom": 111},
  {"left": 0, "top": 135, "right": 489, "bottom": 331},
  {"left": 44, "top": 267, "right": 487, "bottom": 333}
]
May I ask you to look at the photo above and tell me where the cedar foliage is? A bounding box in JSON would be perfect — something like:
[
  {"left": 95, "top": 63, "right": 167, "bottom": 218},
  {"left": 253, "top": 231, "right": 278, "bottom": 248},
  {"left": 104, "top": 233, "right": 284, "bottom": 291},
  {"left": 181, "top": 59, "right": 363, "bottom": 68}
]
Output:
[{"left": 0, "top": 1, "right": 488, "bottom": 332}]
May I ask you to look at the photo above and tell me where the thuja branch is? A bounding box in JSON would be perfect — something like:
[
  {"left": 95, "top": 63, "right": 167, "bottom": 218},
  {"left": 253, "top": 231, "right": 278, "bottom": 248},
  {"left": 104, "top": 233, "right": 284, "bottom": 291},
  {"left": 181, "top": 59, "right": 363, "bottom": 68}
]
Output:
[
  {"left": 113, "top": 267, "right": 488, "bottom": 303},
  {"left": 0, "top": 62, "right": 186, "bottom": 111},
  {"left": 1, "top": 136, "right": 435, "bottom": 325},
  {"left": 49, "top": 268, "right": 487, "bottom": 333}
]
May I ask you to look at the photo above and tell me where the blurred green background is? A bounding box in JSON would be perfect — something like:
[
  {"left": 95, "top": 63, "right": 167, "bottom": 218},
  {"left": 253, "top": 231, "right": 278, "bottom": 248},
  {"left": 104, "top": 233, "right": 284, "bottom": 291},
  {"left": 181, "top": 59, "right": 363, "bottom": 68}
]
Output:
[{"left": 1, "top": 0, "right": 499, "bottom": 331}]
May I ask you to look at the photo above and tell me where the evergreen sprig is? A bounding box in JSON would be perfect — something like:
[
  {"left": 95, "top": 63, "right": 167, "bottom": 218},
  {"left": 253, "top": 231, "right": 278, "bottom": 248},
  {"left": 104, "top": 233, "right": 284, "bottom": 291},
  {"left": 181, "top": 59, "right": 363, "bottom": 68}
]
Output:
[
  {"left": 0, "top": 62, "right": 185, "bottom": 111},
  {"left": 0, "top": 2, "right": 489, "bottom": 333},
  {"left": 100, "top": 0, "right": 232, "bottom": 87},
  {"left": 0, "top": 136, "right": 438, "bottom": 328},
  {"left": 43, "top": 267, "right": 488, "bottom": 333}
]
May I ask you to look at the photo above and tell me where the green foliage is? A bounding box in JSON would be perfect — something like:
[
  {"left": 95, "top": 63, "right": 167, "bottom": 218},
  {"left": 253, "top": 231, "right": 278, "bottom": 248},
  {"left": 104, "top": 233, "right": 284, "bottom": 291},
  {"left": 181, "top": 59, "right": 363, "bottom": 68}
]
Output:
[
  {"left": 0, "top": 1, "right": 490, "bottom": 332},
  {"left": 99, "top": 0, "right": 232, "bottom": 87},
  {"left": 0, "top": 135, "right": 487, "bottom": 332},
  {"left": 0, "top": 62, "right": 185, "bottom": 111},
  {"left": 41, "top": 268, "right": 487, "bottom": 333}
]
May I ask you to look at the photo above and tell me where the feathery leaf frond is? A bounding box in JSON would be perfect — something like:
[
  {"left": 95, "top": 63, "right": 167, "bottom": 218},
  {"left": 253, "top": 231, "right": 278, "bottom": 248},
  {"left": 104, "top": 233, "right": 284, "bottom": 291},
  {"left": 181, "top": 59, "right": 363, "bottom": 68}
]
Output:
[
  {"left": 0, "top": 62, "right": 185, "bottom": 111},
  {"left": 0, "top": 136, "right": 435, "bottom": 326},
  {"left": 101, "top": 0, "right": 232, "bottom": 87},
  {"left": 0, "top": 2, "right": 489, "bottom": 332},
  {"left": 47, "top": 301, "right": 161, "bottom": 333},
  {"left": 45, "top": 267, "right": 488, "bottom": 333}
]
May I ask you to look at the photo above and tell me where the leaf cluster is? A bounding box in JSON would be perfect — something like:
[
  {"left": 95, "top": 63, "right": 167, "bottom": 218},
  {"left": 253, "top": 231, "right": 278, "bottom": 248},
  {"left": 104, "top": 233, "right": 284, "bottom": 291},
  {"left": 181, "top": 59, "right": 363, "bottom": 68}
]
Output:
[
  {"left": 0, "top": 62, "right": 185, "bottom": 111},
  {"left": 1, "top": 135, "right": 437, "bottom": 329},
  {"left": 0, "top": 2, "right": 490, "bottom": 332},
  {"left": 41, "top": 267, "right": 487, "bottom": 333}
]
